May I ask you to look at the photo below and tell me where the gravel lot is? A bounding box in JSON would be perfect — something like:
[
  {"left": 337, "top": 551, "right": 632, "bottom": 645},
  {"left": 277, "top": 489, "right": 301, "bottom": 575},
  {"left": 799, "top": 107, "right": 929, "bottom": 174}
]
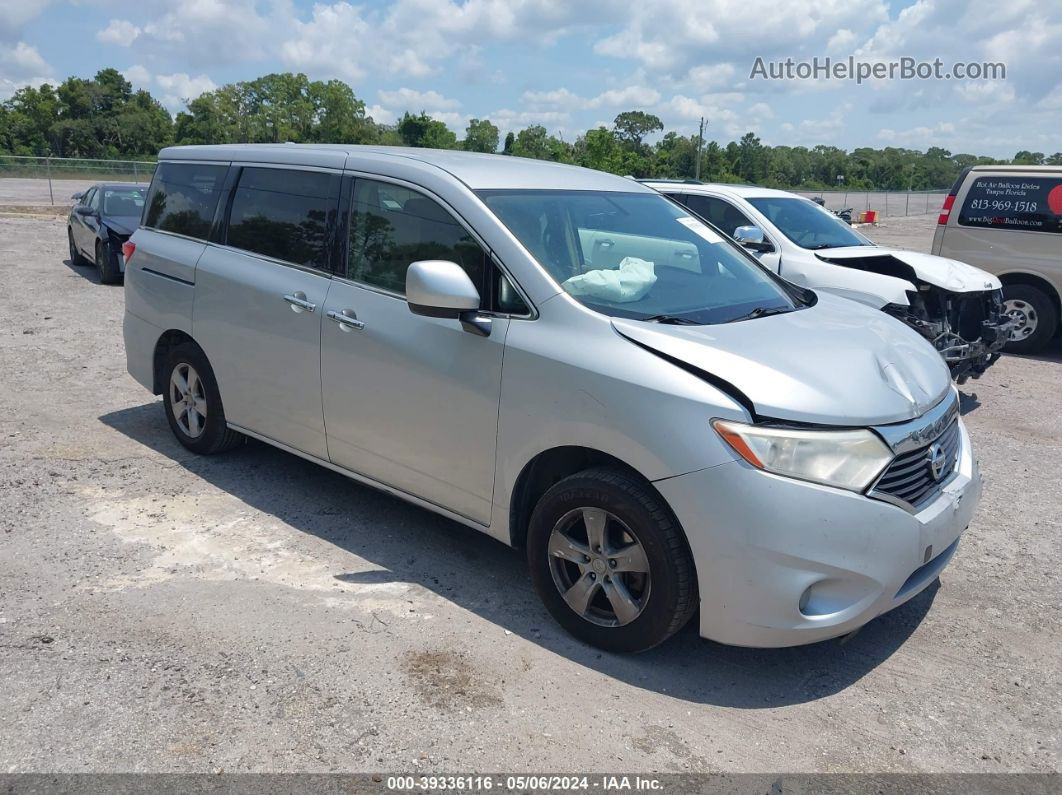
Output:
[{"left": 0, "top": 214, "right": 1059, "bottom": 774}]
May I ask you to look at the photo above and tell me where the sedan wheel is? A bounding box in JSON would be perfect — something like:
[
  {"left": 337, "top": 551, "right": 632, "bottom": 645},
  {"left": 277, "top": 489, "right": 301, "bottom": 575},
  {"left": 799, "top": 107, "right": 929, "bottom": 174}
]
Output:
[{"left": 169, "top": 362, "right": 208, "bottom": 439}]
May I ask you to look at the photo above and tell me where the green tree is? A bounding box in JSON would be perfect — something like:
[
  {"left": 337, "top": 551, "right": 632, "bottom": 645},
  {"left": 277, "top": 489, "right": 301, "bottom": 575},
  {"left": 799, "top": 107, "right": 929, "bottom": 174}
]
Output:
[
  {"left": 462, "top": 118, "right": 499, "bottom": 153},
  {"left": 502, "top": 131, "right": 515, "bottom": 155},
  {"left": 510, "top": 125, "right": 572, "bottom": 162},
  {"left": 397, "top": 112, "right": 457, "bottom": 148},
  {"left": 612, "top": 111, "right": 663, "bottom": 149}
]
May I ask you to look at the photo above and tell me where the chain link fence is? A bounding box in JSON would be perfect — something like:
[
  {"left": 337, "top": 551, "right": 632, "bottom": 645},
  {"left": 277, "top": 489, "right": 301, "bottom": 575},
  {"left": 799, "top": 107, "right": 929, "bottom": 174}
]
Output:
[
  {"left": 794, "top": 189, "right": 948, "bottom": 218},
  {"left": 0, "top": 155, "right": 155, "bottom": 206}
]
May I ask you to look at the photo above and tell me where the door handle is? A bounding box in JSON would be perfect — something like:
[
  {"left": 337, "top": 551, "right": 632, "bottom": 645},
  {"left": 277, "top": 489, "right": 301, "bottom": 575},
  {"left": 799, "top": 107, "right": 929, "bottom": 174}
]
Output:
[
  {"left": 327, "top": 309, "right": 365, "bottom": 331},
  {"left": 283, "top": 292, "right": 316, "bottom": 313}
]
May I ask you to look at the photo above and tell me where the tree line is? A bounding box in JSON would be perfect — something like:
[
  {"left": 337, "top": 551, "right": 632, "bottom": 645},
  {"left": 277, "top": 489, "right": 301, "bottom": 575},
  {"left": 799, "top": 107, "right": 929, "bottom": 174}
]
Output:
[{"left": 2, "top": 68, "right": 1059, "bottom": 190}]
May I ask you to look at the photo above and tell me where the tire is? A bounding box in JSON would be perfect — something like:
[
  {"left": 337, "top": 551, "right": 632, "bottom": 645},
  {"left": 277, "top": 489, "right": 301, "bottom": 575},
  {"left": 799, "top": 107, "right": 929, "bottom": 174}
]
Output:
[
  {"left": 95, "top": 239, "right": 122, "bottom": 285},
  {"left": 68, "top": 228, "right": 87, "bottom": 266},
  {"left": 527, "top": 466, "right": 697, "bottom": 653},
  {"left": 162, "top": 343, "right": 245, "bottom": 455},
  {"left": 1002, "top": 284, "right": 1058, "bottom": 354}
]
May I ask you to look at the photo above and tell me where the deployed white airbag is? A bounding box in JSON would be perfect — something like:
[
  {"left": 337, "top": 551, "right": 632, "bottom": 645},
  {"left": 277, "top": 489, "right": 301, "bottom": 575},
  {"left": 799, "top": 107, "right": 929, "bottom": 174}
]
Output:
[{"left": 562, "top": 257, "right": 657, "bottom": 303}]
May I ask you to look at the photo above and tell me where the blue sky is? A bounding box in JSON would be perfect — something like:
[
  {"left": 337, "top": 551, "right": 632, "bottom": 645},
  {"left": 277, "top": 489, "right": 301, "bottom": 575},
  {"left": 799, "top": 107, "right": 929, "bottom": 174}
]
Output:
[{"left": 1, "top": 0, "right": 1059, "bottom": 157}]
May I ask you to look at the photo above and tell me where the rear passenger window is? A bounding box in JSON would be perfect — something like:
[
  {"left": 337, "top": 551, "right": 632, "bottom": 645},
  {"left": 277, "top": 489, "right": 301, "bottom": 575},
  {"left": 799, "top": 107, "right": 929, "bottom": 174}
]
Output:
[
  {"left": 144, "top": 162, "right": 227, "bottom": 240},
  {"left": 959, "top": 176, "right": 1062, "bottom": 234},
  {"left": 346, "top": 179, "right": 487, "bottom": 297},
  {"left": 227, "top": 167, "right": 341, "bottom": 270}
]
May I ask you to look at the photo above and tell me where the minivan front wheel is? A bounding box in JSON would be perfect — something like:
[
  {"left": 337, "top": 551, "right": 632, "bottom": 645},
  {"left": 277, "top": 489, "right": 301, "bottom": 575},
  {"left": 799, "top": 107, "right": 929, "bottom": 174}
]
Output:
[
  {"left": 1002, "top": 284, "right": 1057, "bottom": 354},
  {"left": 527, "top": 467, "right": 696, "bottom": 653},
  {"left": 162, "top": 343, "right": 244, "bottom": 454}
]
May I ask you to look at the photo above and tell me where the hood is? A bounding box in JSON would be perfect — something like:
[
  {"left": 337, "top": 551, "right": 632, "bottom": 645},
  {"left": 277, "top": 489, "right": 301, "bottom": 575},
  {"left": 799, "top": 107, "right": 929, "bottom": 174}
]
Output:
[
  {"left": 102, "top": 215, "right": 140, "bottom": 236},
  {"left": 613, "top": 293, "right": 951, "bottom": 426},
  {"left": 815, "top": 246, "right": 1001, "bottom": 293}
]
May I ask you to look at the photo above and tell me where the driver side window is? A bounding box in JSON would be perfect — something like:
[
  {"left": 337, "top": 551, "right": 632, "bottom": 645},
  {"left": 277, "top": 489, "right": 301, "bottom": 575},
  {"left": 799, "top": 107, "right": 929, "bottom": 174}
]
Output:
[
  {"left": 88, "top": 188, "right": 101, "bottom": 212},
  {"left": 683, "top": 194, "right": 752, "bottom": 239}
]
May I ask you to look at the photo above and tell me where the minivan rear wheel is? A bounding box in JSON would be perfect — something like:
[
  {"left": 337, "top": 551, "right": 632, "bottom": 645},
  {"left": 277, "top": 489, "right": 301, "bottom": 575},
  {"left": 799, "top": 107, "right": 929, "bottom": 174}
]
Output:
[
  {"left": 527, "top": 467, "right": 696, "bottom": 653},
  {"left": 1002, "top": 284, "right": 1057, "bottom": 354},
  {"left": 162, "top": 343, "right": 245, "bottom": 454}
]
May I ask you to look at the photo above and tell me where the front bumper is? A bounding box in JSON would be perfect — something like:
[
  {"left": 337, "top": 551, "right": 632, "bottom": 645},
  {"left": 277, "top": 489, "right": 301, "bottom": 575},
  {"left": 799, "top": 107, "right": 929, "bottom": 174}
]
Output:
[{"left": 655, "top": 419, "right": 981, "bottom": 648}]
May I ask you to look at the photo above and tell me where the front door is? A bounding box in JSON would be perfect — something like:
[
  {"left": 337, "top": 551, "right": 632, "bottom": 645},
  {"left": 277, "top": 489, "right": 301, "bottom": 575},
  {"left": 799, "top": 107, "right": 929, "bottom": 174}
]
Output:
[
  {"left": 192, "top": 165, "right": 341, "bottom": 460},
  {"left": 321, "top": 177, "right": 509, "bottom": 525}
]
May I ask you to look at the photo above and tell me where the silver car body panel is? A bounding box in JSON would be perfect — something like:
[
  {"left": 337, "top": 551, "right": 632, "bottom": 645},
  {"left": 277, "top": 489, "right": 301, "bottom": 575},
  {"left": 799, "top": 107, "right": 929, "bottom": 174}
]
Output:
[
  {"left": 123, "top": 144, "right": 981, "bottom": 646},
  {"left": 612, "top": 292, "right": 951, "bottom": 425}
]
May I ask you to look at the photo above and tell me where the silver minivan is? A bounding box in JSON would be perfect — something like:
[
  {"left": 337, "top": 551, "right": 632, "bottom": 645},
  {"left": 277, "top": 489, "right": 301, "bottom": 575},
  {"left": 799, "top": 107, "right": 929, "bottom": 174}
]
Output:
[
  {"left": 123, "top": 144, "right": 982, "bottom": 652},
  {"left": 932, "top": 164, "right": 1061, "bottom": 353}
]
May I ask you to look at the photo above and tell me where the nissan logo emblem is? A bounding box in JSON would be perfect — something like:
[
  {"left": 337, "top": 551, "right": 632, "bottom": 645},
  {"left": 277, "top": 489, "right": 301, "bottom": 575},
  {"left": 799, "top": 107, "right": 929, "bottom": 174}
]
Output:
[{"left": 928, "top": 442, "right": 948, "bottom": 481}]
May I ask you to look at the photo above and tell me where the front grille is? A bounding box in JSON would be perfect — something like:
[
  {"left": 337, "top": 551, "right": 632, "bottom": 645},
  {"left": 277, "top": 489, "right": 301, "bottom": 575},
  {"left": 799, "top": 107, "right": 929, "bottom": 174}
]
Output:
[{"left": 872, "top": 420, "right": 960, "bottom": 508}]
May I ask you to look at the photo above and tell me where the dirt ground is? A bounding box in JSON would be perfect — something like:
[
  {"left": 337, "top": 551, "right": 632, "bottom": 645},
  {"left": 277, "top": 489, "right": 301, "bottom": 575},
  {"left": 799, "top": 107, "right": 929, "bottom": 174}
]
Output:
[{"left": 0, "top": 214, "right": 1059, "bottom": 774}]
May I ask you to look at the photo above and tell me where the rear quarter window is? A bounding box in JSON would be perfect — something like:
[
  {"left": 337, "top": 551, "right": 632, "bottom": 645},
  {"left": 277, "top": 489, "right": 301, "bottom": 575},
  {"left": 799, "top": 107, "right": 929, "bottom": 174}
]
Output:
[
  {"left": 144, "top": 162, "right": 228, "bottom": 240},
  {"left": 958, "top": 175, "right": 1062, "bottom": 233}
]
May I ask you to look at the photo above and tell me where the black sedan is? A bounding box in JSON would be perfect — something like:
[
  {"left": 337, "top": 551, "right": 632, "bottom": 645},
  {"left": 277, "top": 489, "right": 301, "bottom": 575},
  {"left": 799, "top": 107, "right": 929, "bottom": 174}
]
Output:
[{"left": 67, "top": 183, "right": 146, "bottom": 284}]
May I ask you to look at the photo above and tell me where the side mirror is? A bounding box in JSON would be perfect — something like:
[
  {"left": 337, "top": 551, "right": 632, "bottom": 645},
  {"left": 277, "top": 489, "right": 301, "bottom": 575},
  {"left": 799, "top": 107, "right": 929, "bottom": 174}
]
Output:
[
  {"left": 406, "top": 260, "right": 491, "bottom": 336},
  {"left": 733, "top": 225, "right": 774, "bottom": 253},
  {"left": 74, "top": 205, "right": 94, "bottom": 216}
]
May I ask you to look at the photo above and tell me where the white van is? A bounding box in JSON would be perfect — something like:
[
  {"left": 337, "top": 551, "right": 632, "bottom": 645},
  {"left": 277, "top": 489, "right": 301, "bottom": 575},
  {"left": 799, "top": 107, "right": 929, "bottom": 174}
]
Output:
[{"left": 932, "top": 165, "right": 1061, "bottom": 353}]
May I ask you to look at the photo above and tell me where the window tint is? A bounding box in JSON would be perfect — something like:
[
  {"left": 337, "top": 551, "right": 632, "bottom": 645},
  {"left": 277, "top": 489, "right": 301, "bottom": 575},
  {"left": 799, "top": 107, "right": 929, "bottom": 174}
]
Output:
[
  {"left": 681, "top": 194, "right": 753, "bottom": 238},
  {"left": 227, "top": 167, "right": 340, "bottom": 270},
  {"left": 346, "top": 179, "right": 488, "bottom": 298},
  {"left": 82, "top": 187, "right": 97, "bottom": 209},
  {"left": 144, "top": 162, "right": 227, "bottom": 240},
  {"left": 958, "top": 176, "right": 1062, "bottom": 234}
]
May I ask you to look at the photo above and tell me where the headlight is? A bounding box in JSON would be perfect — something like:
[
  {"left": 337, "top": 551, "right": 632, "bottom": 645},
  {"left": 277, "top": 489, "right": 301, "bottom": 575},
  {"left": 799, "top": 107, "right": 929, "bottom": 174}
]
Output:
[{"left": 711, "top": 419, "right": 893, "bottom": 492}]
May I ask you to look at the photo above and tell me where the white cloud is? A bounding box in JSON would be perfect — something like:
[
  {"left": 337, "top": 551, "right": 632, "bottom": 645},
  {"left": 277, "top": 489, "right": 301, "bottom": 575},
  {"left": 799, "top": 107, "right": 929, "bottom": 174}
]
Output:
[
  {"left": 522, "top": 87, "right": 583, "bottom": 110},
  {"left": 154, "top": 72, "right": 217, "bottom": 111},
  {"left": 366, "top": 104, "right": 396, "bottom": 125},
  {"left": 0, "top": 41, "right": 52, "bottom": 99},
  {"left": 378, "top": 88, "right": 461, "bottom": 112},
  {"left": 591, "top": 85, "right": 660, "bottom": 107},
  {"left": 96, "top": 19, "right": 141, "bottom": 46},
  {"left": 0, "top": 1, "right": 52, "bottom": 39},
  {"left": 122, "top": 64, "right": 152, "bottom": 86}
]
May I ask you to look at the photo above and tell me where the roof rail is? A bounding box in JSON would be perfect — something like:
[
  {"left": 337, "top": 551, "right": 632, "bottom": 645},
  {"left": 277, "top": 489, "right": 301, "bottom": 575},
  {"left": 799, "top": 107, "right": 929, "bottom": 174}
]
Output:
[{"left": 636, "top": 178, "right": 704, "bottom": 184}]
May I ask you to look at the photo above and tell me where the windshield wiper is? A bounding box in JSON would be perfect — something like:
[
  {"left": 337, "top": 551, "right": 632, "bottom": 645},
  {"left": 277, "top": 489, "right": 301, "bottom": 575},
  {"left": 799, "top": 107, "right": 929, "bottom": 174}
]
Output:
[
  {"left": 726, "top": 306, "right": 793, "bottom": 323},
  {"left": 640, "top": 313, "right": 701, "bottom": 325}
]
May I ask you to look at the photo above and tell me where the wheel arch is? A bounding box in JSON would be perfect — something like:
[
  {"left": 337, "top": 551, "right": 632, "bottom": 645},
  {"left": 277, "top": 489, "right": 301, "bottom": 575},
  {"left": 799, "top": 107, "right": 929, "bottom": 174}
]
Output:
[
  {"left": 998, "top": 271, "right": 1062, "bottom": 318},
  {"left": 151, "top": 329, "right": 199, "bottom": 395},
  {"left": 507, "top": 446, "right": 676, "bottom": 551}
]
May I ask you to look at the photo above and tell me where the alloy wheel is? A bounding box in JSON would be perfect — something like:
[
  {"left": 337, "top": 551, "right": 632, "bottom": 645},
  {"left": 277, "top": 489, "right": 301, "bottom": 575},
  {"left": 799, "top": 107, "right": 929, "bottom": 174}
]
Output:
[
  {"left": 547, "top": 507, "right": 651, "bottom": 627},
  {"left": 169, "top": 362, "right": 207, "bottom": 438}
]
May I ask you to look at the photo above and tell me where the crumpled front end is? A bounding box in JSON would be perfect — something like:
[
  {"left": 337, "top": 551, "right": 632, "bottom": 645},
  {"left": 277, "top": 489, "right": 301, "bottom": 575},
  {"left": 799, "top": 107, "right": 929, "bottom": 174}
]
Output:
[{"left": 883, "top": 287, "right": 1014, "bottom": 383}]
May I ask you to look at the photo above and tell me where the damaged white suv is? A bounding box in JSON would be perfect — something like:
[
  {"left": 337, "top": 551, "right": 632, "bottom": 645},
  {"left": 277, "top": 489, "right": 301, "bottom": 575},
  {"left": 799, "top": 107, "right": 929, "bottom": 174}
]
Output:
[{"left": 646, "top": 182, "right": 1013, "bottom": 382}]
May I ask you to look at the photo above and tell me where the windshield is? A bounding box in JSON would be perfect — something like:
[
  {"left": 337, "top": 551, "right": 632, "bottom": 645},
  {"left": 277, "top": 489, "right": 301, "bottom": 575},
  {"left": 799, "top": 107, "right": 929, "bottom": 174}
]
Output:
[
  {"left": 746, "top": 196, "right": 872, "bottom": 250},
  {"left": 103, "top": 187, "right": 146, "bottom": 216},
  {"left": 478, "top": 190, "right": 803, "bottom": 324}
]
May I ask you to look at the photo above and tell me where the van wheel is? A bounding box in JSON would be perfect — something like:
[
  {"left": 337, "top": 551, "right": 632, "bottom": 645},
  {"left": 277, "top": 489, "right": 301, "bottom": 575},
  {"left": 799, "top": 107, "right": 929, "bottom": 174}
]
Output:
[
  {"left": 95, "top": 240, "right": 122, "bottom": 285},
  {"left": 1002, "top": 284, "right": 1057, "bottom": 354},
  {"left": 68, "top": 229, "right": 87, "bottom": 266},
  {"left": 162, "top": 343, "right": 245, "bottom": 454},
  {"left": 527, "top": 467, "right": 696, "bottom": 653}
]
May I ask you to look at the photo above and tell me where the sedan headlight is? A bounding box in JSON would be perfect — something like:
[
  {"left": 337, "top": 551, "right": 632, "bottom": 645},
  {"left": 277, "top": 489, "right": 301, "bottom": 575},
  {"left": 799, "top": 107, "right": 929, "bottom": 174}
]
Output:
[{"left": 711, "top": 419, "right": 894, "bottom": 492}]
